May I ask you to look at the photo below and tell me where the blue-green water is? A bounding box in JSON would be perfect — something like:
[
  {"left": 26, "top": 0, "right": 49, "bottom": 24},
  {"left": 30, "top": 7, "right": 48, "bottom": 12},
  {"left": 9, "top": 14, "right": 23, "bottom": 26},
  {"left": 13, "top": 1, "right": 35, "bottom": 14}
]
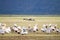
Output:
[{"left": 0, "top": 0, "right": 60, "bottom": 15}]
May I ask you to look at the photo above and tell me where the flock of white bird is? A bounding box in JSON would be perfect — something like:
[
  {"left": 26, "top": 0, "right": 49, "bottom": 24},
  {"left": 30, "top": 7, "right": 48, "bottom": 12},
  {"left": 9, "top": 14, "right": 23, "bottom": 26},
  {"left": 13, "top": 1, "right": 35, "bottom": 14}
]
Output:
[
  {"left": 0, "top": 23, "right": 60, "bottom": 35},
  {"left": 41, "top": 24, "right": 60, "bottom": 33}
]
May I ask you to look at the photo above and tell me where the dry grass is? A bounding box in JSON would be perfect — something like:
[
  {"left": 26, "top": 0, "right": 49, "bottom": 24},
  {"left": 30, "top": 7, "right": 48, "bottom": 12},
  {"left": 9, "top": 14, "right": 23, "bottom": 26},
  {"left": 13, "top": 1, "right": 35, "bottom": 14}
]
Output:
[{"left": 0, "top": 15, "right": 60, "bottom": 40}]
